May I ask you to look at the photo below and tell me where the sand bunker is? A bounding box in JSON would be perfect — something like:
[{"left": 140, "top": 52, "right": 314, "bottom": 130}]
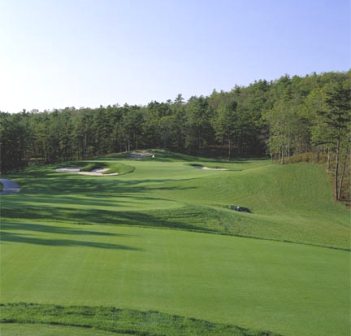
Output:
[
  {"left": 79, "top": 168, "right": 118, "bottom": 176},
  {"left": 191, "top": 164, "right": 228, "bottom": 171},
  {"left": 0, "top": 178, "right": 21, "bottom": 194},
  {"left": 201, "top": 167, "right": 228, "bottom": 171},
  {"left": 192, "top": 165, "right": 228, "bottom": 171},
  {"left": 55, "top": 167, "right": 118, "bottom": 176},
  {"left": 55, "top": 167, "right": 81, "bottom": 173}
]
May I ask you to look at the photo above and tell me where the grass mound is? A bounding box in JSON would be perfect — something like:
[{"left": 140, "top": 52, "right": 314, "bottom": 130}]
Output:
[
  {"left": 0, "top": 303, "right": 281, "bottom": 336},
  {"left": 109, "top": 162, "right": 135, "bottom": 175},
  {"left": 79, "top": 162, "right": 108, "bottom": 172}
]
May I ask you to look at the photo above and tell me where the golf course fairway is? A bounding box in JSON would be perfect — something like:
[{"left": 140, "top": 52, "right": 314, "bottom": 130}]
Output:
[{"left": 1, "top": 151, "right": 350, "bottom": 336}]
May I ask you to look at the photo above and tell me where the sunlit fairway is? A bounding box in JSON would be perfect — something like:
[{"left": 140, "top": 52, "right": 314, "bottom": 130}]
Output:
[{"left": 1, "top": 150, "right": 350, "bottom": 336}]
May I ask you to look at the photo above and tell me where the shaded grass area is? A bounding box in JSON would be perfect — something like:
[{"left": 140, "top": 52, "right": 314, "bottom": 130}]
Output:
[
  {"left": 2, "top": 205, "right": 348, "bottom": 251},
  {"left": 0, "top": 303, "right": 280, "bottom": 336},
  {"left": 100, "top": 149, "right": 199, "bottom": 162},
  {"left": 79, "top": 162, "right": 108, "bottom": 172},
  {"left": 100, "top": 149, "right": 268, "bottom": 163}
]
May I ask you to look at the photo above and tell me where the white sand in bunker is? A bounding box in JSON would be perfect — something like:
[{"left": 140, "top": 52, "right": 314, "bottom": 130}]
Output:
[
  {"left": 55, "top": 167, "right": 118, "bottom": 176},
  {"left": 55, "top": 167, "right": 81, "bottom": 173},
  {"left": 79, "top": 168, "right": 118, "bottom": 176},
  {"left": 201, "top": 167, "right": 228, "bottom": 171},
  {"left": 192, "top": 164, "right": 228, "bottom": 171}
]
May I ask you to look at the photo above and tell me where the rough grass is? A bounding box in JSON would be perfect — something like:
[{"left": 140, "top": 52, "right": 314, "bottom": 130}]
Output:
[
  {"left": 1, "top": 152, "right": 350, "bottom": 336},
  {"left": 0, "top": 323, "right": 129, "bottom": 336},
  {"left": 0, "top": 303, "right": 280, "bottom": 336}
]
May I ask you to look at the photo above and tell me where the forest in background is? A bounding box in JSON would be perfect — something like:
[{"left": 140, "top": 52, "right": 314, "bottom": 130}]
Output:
[{"left": 1, "top": 70, "right": 350, "bottom": 201}]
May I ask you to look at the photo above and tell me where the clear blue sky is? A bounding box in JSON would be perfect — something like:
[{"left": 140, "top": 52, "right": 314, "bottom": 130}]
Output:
[{"left": 0, "top": 0, "right": 350, "bottom": 112}]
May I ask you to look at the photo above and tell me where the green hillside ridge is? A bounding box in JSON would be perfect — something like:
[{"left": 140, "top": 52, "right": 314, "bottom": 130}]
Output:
[{"left": 3, "top": 152, "right": 349, "bottom": 249}]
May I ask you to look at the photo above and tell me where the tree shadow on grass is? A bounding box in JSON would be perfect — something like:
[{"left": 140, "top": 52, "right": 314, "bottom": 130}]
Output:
[
  {"left": 11, "top": 177, "right": 196, "bottom": 196},
  {"left": 0, "top": 174, "right": 212, "bottom": 246},
  {"left": 1, "top": 205, "right": 218, "bottom": 243},
  {"left": 0, "top": 231, "right": 141, "bottom": 251},
  {"left": 0, "top": 222, "right": 129, "bottom": 237}
]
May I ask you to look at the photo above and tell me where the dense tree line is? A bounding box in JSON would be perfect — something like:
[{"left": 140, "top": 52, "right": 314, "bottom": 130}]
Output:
[{"left": 1, "top": 71, "right": 350, "bottom": 200}]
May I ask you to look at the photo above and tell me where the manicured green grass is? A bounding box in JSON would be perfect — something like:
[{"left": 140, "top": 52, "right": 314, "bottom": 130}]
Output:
[
  {"left": 1, "top": 224, "right": 349, "bottom": 336},
  {"left": 1, "top": 151, "right": 350, "bottom": 336}
]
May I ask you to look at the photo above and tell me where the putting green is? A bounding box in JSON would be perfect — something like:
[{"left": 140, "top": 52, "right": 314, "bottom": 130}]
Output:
[{"left": 1, "top": 153, "right": 350, "bottom": 336}]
